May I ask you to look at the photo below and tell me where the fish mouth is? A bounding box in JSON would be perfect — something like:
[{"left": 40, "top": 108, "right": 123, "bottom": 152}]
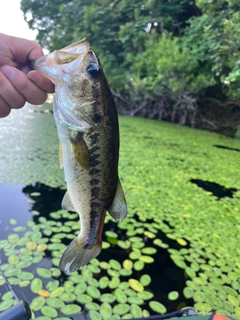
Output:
[
  {"left": 28, "top": 59, "right": 36, "bottom": 70},
  {"left": 29, "top": 56, "right": 46, "bottom": 71}
]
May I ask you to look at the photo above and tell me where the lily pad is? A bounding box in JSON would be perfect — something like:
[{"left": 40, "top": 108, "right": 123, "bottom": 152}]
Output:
[
  {"left": 46, "top": 297, "right": 65, "bottom": 308},
  {"left": 18, "top": 271, "right": 34, "bottom": 280},
  {"left": 26, "top": 241, "right": 37, "bottom": 250},
  {"left": 100, "top": 294, "right": 116, "bottom": 303},
  {"left": 138, "top": 291, "right": 154, "bottom": 300},
  {"left": 109, "top": 277, "right": 120, "bottom": 289},
  {"left": 60, "top": 304, "right": 81, "bottom": 315},
  {"left": 0, "top": 300, "right": 14, "bottom": 311},
  {"left": 123, "top": 259, "right": 133, "bottom": 270},
  {"left": 118, "top": 240, "right": 131, "bottom": 249},
  {"left": 109, "top": 259, "right": 121, "bottom": 270},
  {"left": 38, "top": 290, "right": 50, "bottom": 297},
  {"left": 8, "top": 255, "right": 19, "bottom": 265},
  {"left": 114, "top": 288, "right": 127, "bottom": 304},
  {"left": 128, "top": 296, "right": 144, "bottom": 305},
  {"left": 31, "top": 278, "right": 43, "bottom": 293},
  {"left": 36, "top": 267, "right": 52, "bottom": 278},
  {"left": 89, "top": 310, "right": 101, "bottom": 320},
  {"left": 134, "top": 261, "right": 144, "bottom": 271},
  {"left": 49, "top": 287, "right": 64, "bottom": 298},
  {"left": 140, "top": 274, "right": 151, "bottom": 286},
  {"left": 100, "top": 302, "right": 112, "bottom": 319},
  {"left": 76, "top": 294, "right": 92, "bottom": 304},
  {"left": 85, "top": 302, "right": 100, "bottom": 310},
  {"left": 168, "top": 291, "right": 179, "bottom": 300},
  {"left": 149, "top": 301, "right": 167, "bottom": 314},
  {"left": 46, "top": 280, "right": 59, "bottom": 292},
  {"left": 130, "top": 304, "right": 142, "bottom": 318},
  {"left": 86, "top": 286, "right": 101, "bottom": 299},
  {"left": 41, "top": 305, "right": 58, "bottom": 318},
  {"left": 19, "top": 280, "right": 30, "bottom": 287},
  {"left": 30, "top": 297, "right": 45, "bottom": 311},
  {"left": 74, "top": 283, "right": 87, "bottom": 295},
  {"left": 128, "top": 279, "right": 144, "bottom": 292},
  {"left": 113, "top": 304, "right": 130, "bottom": 315},
  {"left": 2, "top": 292, "right": 13, "bottom": 301},
  {"left": 141, "top": 247, "right": 157, "bottom": 255},
  {"left": 105, "top": 231, "right": 118, "bottom": 238},
  {"left": 59, "top": 292, "right": 76, "bottom": 302}
]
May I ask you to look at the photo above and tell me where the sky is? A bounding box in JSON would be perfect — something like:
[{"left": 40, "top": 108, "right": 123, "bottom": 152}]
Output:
[{"left": 0, "top": 0, "right": 37, "bottom": 40}]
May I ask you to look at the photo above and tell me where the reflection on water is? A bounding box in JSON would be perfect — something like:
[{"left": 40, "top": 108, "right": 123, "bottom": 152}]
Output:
[
  {"left": 0, "top": 103, "right": 63, "bottom": 188},
  {"left": 22, "top": 182, "right": 65, "bottom": 218},
  {"left": 0, "top": 183, "right": 32, "bottom": 240}
]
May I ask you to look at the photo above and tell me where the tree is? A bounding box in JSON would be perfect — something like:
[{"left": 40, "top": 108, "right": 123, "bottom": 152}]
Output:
[
  {"left": 182, "top": 0, "right": 240, "bottom": 100},
  {"left": 21, "top": 0, "right": 240, "bottom": 132}
]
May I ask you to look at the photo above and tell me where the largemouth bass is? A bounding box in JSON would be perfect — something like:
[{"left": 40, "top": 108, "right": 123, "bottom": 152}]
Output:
[{"left": 31, "top": 38, "right": 128, "bottom": 273}]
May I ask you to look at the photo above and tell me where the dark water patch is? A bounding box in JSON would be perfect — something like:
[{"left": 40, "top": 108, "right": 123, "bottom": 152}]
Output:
[
  {"left": 101, "top": 218, "right": 193, "bottom": 312},
  {"left": 214, "top": 144, "right": 240, "bottom": 152},
  {"left": 190, "top": 179, "right": 238, "bottom": 199},
  {"left": 0, "top": 183, "right": 33, "bottom": 240},
  {"left": 22, "top": 182, "right": 65, "bottom": 218}
]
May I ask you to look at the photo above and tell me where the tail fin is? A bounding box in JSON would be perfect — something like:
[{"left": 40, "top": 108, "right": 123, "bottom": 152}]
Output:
[{"left": 59, "top": 236, "right": 102, "bottom": 273}]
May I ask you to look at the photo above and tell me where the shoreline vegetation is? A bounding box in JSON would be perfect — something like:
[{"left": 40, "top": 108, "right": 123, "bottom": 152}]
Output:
[{"left": 21, "top": 0, "right": 240, "bottom": 137}]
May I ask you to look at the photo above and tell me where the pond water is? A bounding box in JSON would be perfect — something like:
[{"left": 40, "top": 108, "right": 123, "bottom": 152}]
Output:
[
  {"left": 0, "top": 180, "right": 193, "bottom": 319},
  {"left": 0, "top": 103, "right": 240, "bottom": 319}
]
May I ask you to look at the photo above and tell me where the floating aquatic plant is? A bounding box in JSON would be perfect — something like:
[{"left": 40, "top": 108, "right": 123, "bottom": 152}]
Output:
[{"left": 1, "top": 104, "right": 240, "bottom": 318}]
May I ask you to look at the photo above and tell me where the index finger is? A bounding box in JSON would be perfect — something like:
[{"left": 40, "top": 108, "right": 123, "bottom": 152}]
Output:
[{"left": 0, "top": 33, "right": 44, "bottom": 65}]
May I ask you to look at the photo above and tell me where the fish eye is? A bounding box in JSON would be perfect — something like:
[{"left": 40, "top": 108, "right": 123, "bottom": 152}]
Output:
[{"left": 87, "top": 64, "right": 100, "bottom": 77}]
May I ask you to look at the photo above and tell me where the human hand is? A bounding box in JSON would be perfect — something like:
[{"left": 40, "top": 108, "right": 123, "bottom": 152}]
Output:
[{"left": 0, "top": 33, "right": 55, "bottom": 117}]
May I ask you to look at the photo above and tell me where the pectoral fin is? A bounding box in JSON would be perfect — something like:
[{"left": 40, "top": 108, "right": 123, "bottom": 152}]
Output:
[
  {"left": 71, "top": 132, "right": 90, "bottom": 170},
  {"left": 108, "top": 179, "right": 128, "bottom": 222},
  {"left": 62, "top": 191, "right": 76, "bottom": 212}
]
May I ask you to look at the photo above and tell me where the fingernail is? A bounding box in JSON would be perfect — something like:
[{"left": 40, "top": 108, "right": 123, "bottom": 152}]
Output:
[{"left": 0, "top": 66, "right": 15, "bottom": 79}]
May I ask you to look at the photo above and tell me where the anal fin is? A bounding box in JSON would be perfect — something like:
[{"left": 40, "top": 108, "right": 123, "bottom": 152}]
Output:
[
  {"left": 62, "top": 190, "right": 76, "bottom": 212},
  {"left": 108, "top": 179, "right": 128, "bottom": 222}
]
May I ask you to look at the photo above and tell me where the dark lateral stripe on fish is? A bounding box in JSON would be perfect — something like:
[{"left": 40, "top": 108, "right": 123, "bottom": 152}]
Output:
[
  {"left": 91, "top": 187, "right": 100, "bottom": 199},
  {"left": 89, "top": 168, "right": 101, "bottom": 175},
  {"left": 89, "top": 132, "right": 99, "bottom": 145},
  {"left": 91, "top": 201, "right": 101, "bottom": 208},
  {"left": 90, "top": 156, "right": 101, "bottom": 168},
  {"left": 89, "top": 145, "right": 100, "bottom": 154},
  {"left": 83, "top": 210, "right": 103, "bottom": 248},
  {"left": 90, "top": 178, "right": 100, "bottom": 186}
]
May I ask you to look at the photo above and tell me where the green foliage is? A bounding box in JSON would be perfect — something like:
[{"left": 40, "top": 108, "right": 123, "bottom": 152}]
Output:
[
  {"left": 20, "top": 0, "right": 240, "bottom": 128},
  {"left": 20, "top": 0, "right": 240, "bottom": 123},
  {"left": 127, "top": 31, "right": 215, "bottom": 96},
  {"left": 182, "top": 0, "right": 240, "bottom": 99}
]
